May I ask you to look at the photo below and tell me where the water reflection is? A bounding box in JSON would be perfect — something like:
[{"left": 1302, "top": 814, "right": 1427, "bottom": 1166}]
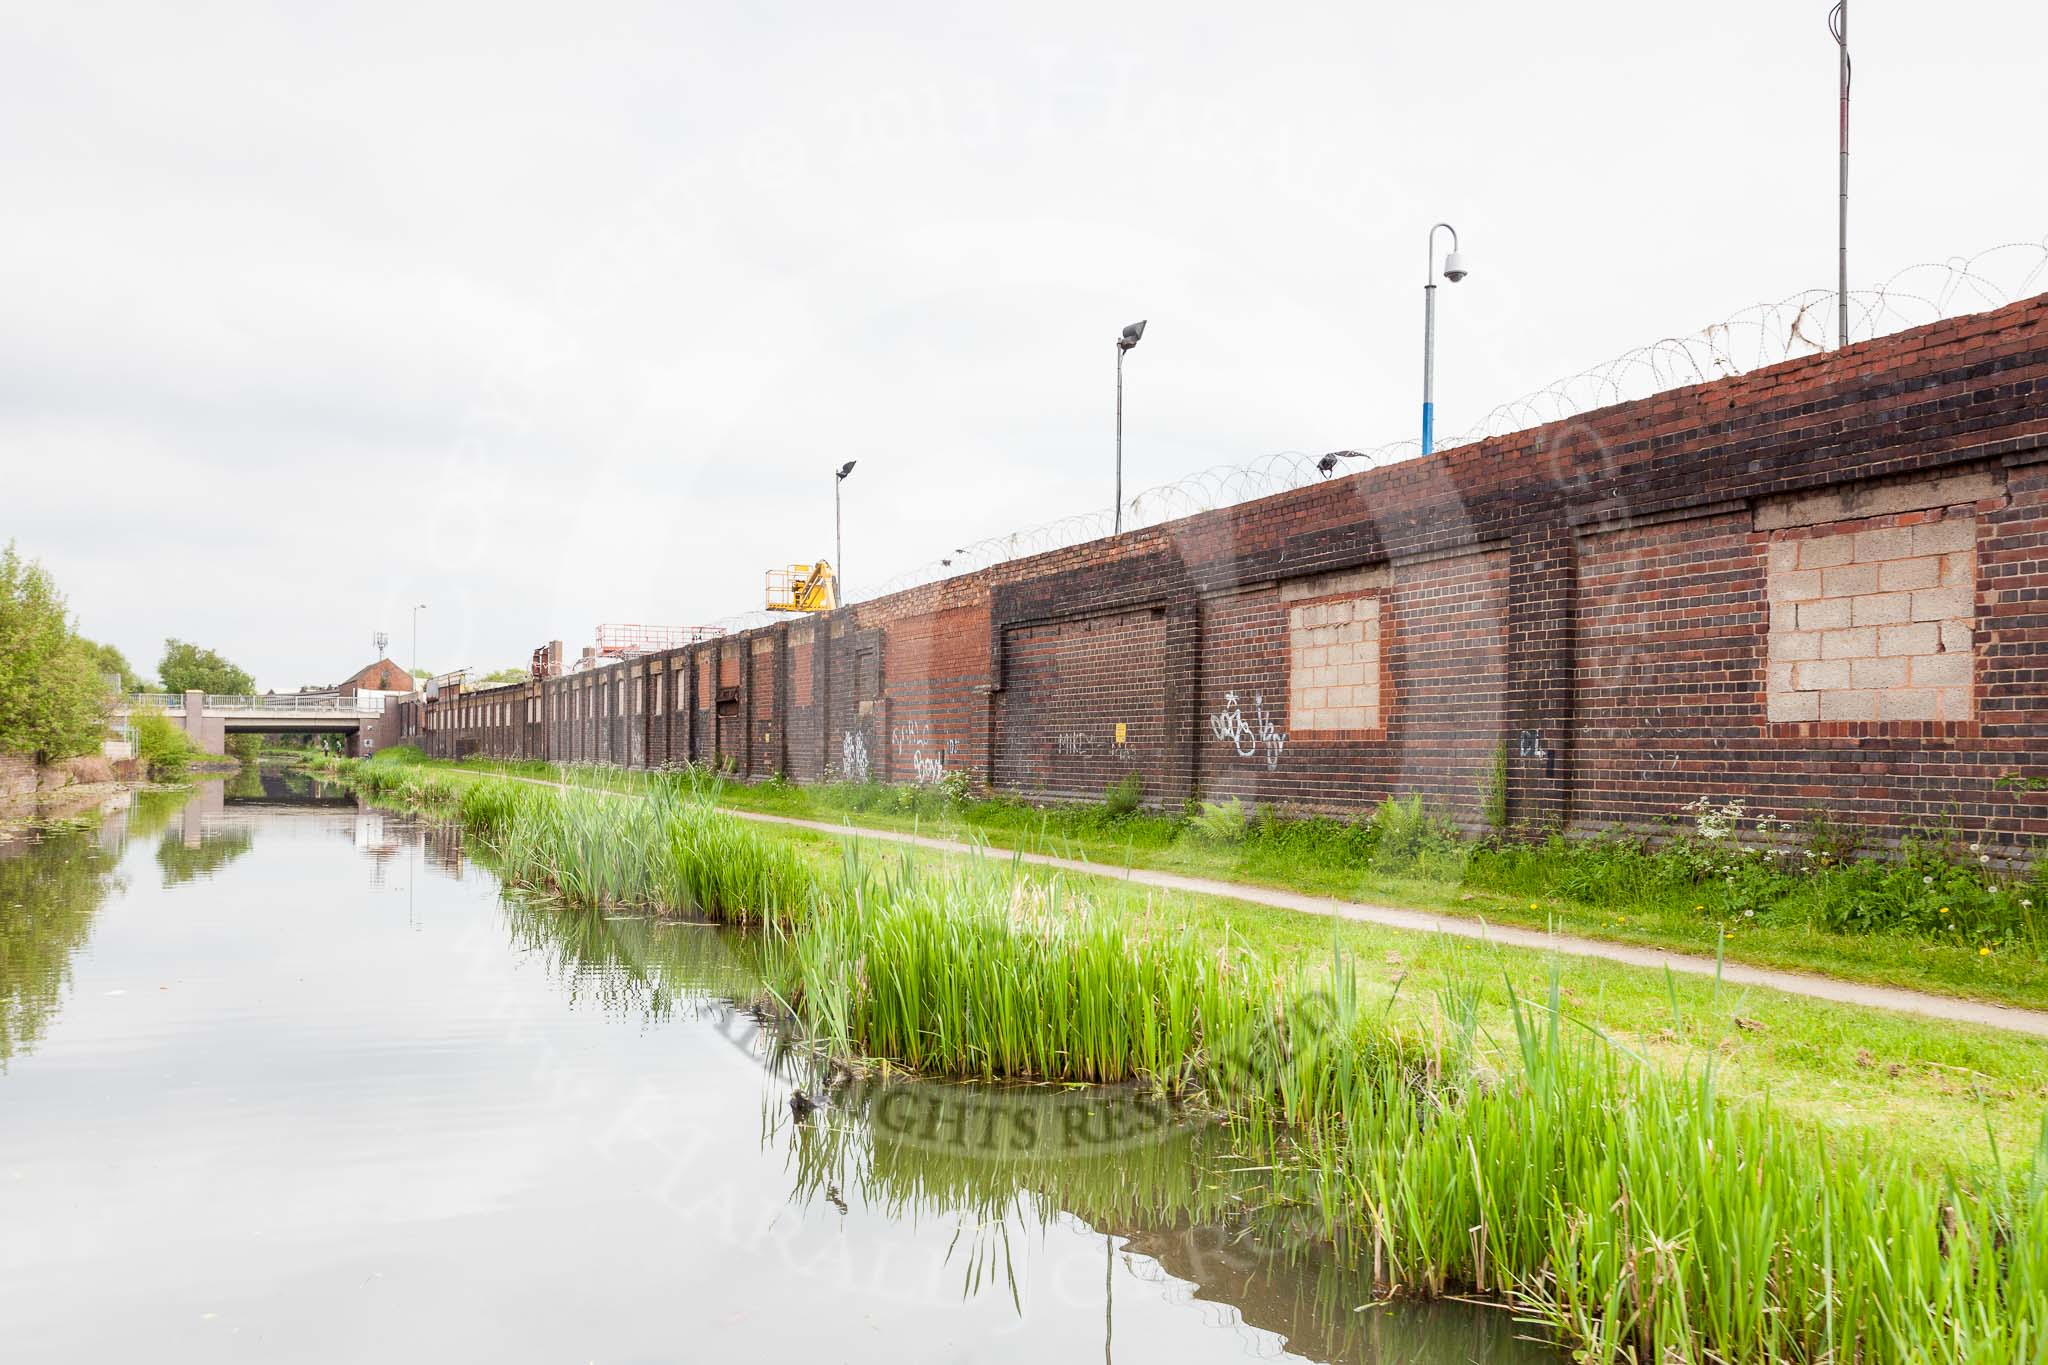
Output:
[
  {"left": 0, "top": 785, "right": 1557, "bottom": 1363},
  {"left": 1, "top": 786, "right": 204, "bottom": 1066},
  {"left": 156, "top": 825, "right": 254, "bottom": 887},
  {"left": 222, "top": 762, "right": 354, "bottom": 808},
  {"left": 0, "top": 824, "right": 122, "bottom": 1069},
  {"left": 506, "top": 896, "right": 1554, "bottom": 1364}
]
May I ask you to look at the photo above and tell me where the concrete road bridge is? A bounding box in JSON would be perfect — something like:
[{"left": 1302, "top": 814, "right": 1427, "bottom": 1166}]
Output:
[{"left": 115, "top": 690, "right": 389, "bottom": 755}]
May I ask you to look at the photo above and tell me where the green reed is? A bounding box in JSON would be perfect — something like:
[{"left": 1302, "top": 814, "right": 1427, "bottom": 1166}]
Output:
[{"left": 347, "top": 764, "right": 2048, "bottom": 1365}]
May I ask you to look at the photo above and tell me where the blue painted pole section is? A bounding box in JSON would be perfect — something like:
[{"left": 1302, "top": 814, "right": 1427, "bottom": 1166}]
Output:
[{"left": 1421, "top": 274, "right": 1438, "bottom": 458}]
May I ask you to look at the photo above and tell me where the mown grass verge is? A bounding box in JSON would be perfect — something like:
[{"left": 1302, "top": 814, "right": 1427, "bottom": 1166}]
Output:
[{"left": 326, "top": 754, "right": 2048, "bottom": 1365}]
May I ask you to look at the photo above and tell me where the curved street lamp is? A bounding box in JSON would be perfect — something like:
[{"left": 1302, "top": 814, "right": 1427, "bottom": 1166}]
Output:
[{"left": 1421, "top": 223, "right": 1468, "bottom": 455}]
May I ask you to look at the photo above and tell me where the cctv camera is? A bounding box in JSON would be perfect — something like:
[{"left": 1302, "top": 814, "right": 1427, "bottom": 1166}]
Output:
[{"left": 1441, "top": 251, "right": 1468, "bottom": 283}]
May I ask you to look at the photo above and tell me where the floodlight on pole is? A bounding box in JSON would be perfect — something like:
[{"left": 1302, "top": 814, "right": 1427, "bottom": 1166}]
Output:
[
  {"left": 835, "top": 461, "right": 857, "bottom": 604},
  {"left": 1316, "top": 449, "right": 1369, "bottom": 479},
  {"left": 1115, "top": 320, "right": 1146, "bottom": 534},
  {"left": 1421, "top": 223, "right": 1468, "bottom": 456}
]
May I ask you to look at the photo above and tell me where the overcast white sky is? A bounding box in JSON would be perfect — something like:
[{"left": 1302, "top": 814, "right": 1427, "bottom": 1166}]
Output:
[{"left": 4, "top": 2, "right": 2044, "bottom": 690}]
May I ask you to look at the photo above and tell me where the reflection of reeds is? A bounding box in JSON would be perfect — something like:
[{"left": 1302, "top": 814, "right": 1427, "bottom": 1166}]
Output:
[
  {"left": 770, "top": 1079, "right": 1544, "bottom": 1362},
  {"left": 498, "top": 895, "right": 784, "bottom": 1025},
  {"left": 359, "top": 769, "right": 2048, "bottom": 1365},
  {"left": 779, "top": 1077, "right": 1237, "bottom": 1227}
]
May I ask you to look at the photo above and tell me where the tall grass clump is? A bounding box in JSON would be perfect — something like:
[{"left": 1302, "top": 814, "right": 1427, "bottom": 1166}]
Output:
[
  {"left": 473, "top": 780, "right": 813, "bottom": 925},
  {"left": 343, "top": 761, "right": 2048, "bottom": 1364},
  {"left": 1282, "top": 982, "right": 2048, "bottom": 1365},
  {"left": 801, "top": 852, "right": 1212, "bottom": 1086}
]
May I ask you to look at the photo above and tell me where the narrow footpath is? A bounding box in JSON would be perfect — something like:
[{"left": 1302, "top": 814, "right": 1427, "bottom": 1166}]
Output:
[{"left": 489, "top": 772, "right": 2048, "bottom": 1040}]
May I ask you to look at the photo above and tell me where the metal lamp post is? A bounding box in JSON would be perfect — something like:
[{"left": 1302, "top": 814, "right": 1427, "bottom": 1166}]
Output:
[
  {"left": 1831, "top": 1, "right": 1851, "bottom": 348},
  {"left": 1115, "top": 320, "right": 1146, "bottom": 534},
  {"left": 412, "top": 603, "right": 427, "bottom": 683},
  {"left": 1421, "top": 224, "right": 1468, "bottom": 455},
  {"left": 834, "top": 461, "right": 857, "bottom": 604}
]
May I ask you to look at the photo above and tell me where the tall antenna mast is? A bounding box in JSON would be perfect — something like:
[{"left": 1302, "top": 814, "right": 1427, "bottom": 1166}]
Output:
[{"left": 1831, "top": 1, "right": 1851, "bottom": 348}]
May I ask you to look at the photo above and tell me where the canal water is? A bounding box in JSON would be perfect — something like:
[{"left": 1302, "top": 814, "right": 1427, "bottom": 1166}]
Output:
[{"left": 1, "top": 776, "right": 1554, "bottom": 1363}]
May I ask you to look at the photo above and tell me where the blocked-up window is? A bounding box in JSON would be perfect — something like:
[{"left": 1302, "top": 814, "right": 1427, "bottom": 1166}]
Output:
[
  {"left": 1767, "top": 516, "right": 1975, "bottom": 723},
  {"left": 1288, "top": 596, "right": 1382, "bottom": 732}
]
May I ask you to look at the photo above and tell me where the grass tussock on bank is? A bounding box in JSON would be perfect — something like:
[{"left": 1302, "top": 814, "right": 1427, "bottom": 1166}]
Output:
[{"left": 328, "top": 755, "right": 2048, "bottom": 1365}]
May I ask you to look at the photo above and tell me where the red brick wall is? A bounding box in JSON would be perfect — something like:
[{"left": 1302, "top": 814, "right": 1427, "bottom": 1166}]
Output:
[
  {"left": 749, "top": 636, "right": 778, "bottom": 778},
  {"left": 785, "top": 627, "right": 822, "bottom": 782},
  {"left": 881, "top": 604, "right": 989, "bottom": 786},
  {"left": 412, "top": 295, "right": 2048, "bottom": 845},
  {"left": 1575, "top": 510, "right": 1765, "bottom": 826},
  {"left": 995, "top": 607, "right": 1166, "bottom": 800}
]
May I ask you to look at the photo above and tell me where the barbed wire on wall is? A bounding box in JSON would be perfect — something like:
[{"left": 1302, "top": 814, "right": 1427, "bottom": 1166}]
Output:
[{"left": 711, "top": 234, "right": 2048, "bottom": 621}]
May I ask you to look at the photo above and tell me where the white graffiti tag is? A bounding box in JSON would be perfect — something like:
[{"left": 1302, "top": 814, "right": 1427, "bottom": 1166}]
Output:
[
  {"left": 911, "top": 753, "right": 947, "bottom": 784},
  {"left": 840, "top": 730, "right": 871, "bottom": 782},
  {"left": 1052, "top": 732, "right": 1095, "bottom": 758},
  {"left": 1209, "top": 691, "right": 1286, "bottom": 771}
]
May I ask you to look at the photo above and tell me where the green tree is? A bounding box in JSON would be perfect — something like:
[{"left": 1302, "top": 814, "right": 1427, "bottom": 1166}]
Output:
[
  {"left": 158, "top": 638, "right": 255, "bottom": 696},
  {"left": 79, "top": 638, "right": 146, "bottom": 693},
  {"left": 131, "top": 707, "right": 195, "bottom": 780},
  {"left": 0, "top": 543, "right": 108, "bottom": 765},
  {"left": 473, "top": 667, "right": 530, "bottom": 687}
]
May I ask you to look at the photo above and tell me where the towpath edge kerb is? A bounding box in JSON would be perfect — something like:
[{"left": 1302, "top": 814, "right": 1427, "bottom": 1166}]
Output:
[{"left": 474, "top": 770, "right": 2048, "bottom": 1040}]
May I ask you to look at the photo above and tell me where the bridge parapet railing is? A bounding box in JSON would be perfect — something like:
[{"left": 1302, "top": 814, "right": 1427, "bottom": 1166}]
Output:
[
  {"left": 119, "top": 692, "right": 386, "bottom": 715},
  {"left": 201, "top": 693, "right": 389, "bottom": 714}
]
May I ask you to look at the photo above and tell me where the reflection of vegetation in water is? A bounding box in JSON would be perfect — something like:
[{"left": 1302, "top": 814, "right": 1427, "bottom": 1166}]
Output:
[
  {"left": 498, "top": 897, "right": 785, "bottom": 1025},
  {"left": 223, "top": 765, "right": 265, "bottom": 800},
  {"left": 780, "top": 1077, "right": 1239, "bottom": 1231},
  {"left": 775, "top": 1077, "right": 1546, "bottom": 1362},
  {"left": 155, "top": 826, "right": 254, "bottom": 888},
  {"left": 124, "top": 789, "right": 190, "bottom": 841},
  {"left": 0, "top": 828, "right": 123, "bottom": 1068},
  {"left": 496, "top": 892, "right": 1548, "bottom": 1362}
]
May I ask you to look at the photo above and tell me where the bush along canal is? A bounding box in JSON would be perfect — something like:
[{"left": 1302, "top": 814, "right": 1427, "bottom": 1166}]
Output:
[
  {"left": 315, "top": 759, "right": 2048, "bottom": 1365},
  {"left": 2, "top": 771, "right": 1548, "bottom": 1362}
]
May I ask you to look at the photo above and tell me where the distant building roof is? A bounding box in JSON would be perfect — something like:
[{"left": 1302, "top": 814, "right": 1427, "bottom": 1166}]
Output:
[{"left": 336, "top": 658, "right": 415, "bottom": 694}]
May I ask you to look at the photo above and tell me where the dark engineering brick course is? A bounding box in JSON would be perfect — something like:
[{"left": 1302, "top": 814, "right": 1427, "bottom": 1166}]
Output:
[{"left": 398, "top": 296, "right": 2048, "bottom": 845}]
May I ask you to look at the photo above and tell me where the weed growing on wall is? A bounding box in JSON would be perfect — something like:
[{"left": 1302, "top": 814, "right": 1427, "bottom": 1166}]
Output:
[
  {"left": 1188, "top": 796, "right": 1249, "bottom": 843},
  {"left": 1101, "top": 769, "right": 1144, "bottom": 817}
]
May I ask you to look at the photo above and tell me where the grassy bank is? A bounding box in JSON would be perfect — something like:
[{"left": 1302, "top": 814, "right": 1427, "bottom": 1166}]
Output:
[
  {"left": 325, "top": 754, "right": 2048, "bottom": 1365},
  {"left": 406, "top": 754, "right": 2048, "bottom": 1012},
  {"left": 321, "top": 750, "right": 2048, "bottom": 1161}
]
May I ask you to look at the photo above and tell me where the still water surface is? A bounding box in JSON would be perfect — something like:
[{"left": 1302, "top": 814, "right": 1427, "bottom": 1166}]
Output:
[{"left": 1, "top": 775, "right": 1555, "bottom": 1362}]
